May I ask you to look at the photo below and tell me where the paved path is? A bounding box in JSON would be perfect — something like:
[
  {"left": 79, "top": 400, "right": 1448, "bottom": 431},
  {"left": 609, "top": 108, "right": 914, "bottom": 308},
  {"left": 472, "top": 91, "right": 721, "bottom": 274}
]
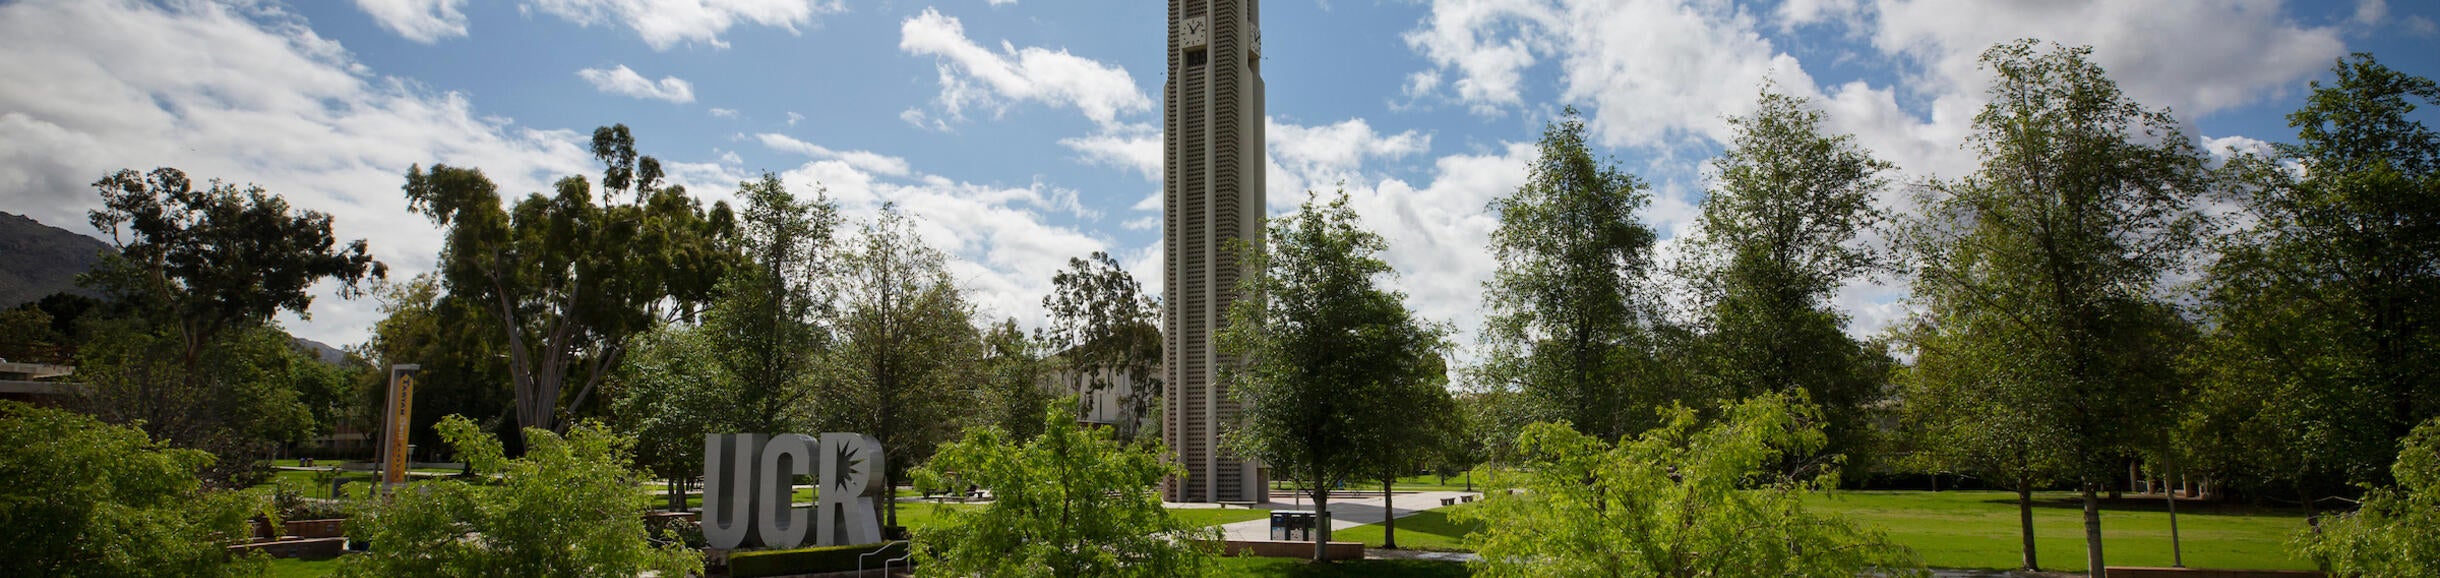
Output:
[{"left": 1204, "top": 490, "right": 1482, "bottom": 541}]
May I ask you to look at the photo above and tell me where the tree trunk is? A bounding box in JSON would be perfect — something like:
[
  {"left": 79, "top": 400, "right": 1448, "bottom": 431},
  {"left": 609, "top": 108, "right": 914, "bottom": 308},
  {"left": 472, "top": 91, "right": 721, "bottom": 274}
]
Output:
[
  {"left": 1382, "top": 478, "right": 1397, "bottom": 549},
  {"left": 2018, "top": 476, "right": 2040, "bottom": 571},
  {"left": 1311, "top": 490, "right": 1330, "bottom": 563},
  {"left": 2082, "top": 483, "right": 2105, "bottom": 577}
]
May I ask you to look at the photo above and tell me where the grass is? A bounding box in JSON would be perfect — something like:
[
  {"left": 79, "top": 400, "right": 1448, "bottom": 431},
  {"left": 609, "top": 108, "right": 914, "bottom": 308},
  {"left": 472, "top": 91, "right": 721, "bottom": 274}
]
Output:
[
  {"left": 1801, "top": 490, "right": 2314, "bottom": 572},
  {"left": 1171, "top": 507, "right": 1274, "bottom": 528},
  {"left": 1332, "top": 504, "right": 1485, "bottom": 552},
  {"left": 1213, "top": 557, "right": 1471, "bottom": 577},
  {"left": 264, "top": 556, "right": 340, "bottom": 578}
]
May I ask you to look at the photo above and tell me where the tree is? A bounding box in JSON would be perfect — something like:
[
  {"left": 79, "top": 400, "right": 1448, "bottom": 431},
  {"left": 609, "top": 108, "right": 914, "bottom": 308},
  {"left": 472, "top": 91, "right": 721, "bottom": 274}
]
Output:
[
  {"left": 977, "top": 318, "right": 1057, "bottom": 442},
  {"left": 910, "top": 403, "right": 1219, "bottom": 578},
  {"left": 1480, "top": 107, "right": 1681, "bottom": 443},
  {"left": 704, "top": 173, "right": 839, "bottom": 434},
  {"left": 1896, "top": 40, "right": 2210, "bottom": 576},
  {"left": 83, "top": 167, "right": 384, "bottom": 383},
  {"left": 2189, "top": 53, "right": 2440, "bottom": 498},
  {"left": 825, "top": 205, "right": 980, "bottom": 529},
  {"left": 336, "top": 415, "right": 700, "bottom": 577},
  {"left": 1359, "top": 350, "right": 1459, "bottom": 550},
  {"left": 1220, "top": 191, "right": 1450, "bottom": 561},
  {"left": 2295, "top": 416, "right": 2440, "bottom": 575},
  {"left": 1457, "top": 394, "right": 1923, "bottom": 577},
  {"left": 0, "top": 401, "right": 270, "bottom": 578},
  {"left": 1685, "top": 88, "right": 1897, "bottom": 476},
  {"left": 358, "top": 274, "right": 518, "bottom": 455},
  {"left": 1040, "top": 251, "right": 1162, "bottom": 442},
  {"left": 76, "top": 167, "right": 383, "bottom": 483},
  {"left": 607, "top": 323, "right": 732, "bottom": 510},
  {"left": 404, "top": 125, "right": 735, "bottom": 444}
]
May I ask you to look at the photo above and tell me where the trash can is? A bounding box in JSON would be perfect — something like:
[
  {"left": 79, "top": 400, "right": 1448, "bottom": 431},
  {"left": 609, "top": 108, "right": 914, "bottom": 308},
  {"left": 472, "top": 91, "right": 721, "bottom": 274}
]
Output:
[{"left": 1269, "top": 510, "right": 1329, "bottom": 541}]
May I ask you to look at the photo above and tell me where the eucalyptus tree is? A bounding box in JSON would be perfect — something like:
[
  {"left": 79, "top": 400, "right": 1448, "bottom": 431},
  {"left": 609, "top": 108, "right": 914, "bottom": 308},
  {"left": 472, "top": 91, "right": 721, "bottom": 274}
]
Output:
[
  {"left": 1684, "top": 88, "right": 1897, "bottom": 473},
  {"left": 404, "top": 125, "right": 736, "bottom": 443},
  {"left": 1220, "top": 192, "right": 1450, "bottom": 561},
  {"left": 824, "top": 205, "right": 980, "bottom": 529},
  {"left": 1897, "top": 41, "right": 2211, "bottom": 576},
  {"left": 1480, "top": 107, "right": 1678, "bottom": 443},
  {"left": 2188, "top": 54, "right": 2440, "bottom": 500},
  {"left": 1040, "top": 251, "right": 1162, "bottom": 442}
]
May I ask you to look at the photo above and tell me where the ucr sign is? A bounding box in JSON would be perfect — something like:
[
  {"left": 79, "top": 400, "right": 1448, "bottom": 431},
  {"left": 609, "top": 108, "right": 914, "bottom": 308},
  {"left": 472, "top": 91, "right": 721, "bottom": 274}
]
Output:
[{"left": 702, "top": 433, "right": 888, "bottom": 550}]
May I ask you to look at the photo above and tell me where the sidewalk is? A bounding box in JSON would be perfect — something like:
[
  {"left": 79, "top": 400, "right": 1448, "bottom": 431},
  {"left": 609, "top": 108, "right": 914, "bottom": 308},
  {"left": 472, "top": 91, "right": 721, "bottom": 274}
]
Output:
[{"left": 1206, "top": 490, "right": 1481, "bottom": 541}]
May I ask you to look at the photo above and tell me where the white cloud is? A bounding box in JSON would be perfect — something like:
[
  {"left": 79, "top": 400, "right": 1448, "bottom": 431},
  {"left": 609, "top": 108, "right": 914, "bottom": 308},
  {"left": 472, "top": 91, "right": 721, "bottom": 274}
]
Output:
[
  {"left": 1265, "top": 117, "right": 1431, "bottom": 209},
  {"left": 577, "top": 64, "right": 696, "bottom": 103},
  {"left": 1868, "top": 0, "right": 2344, "bottom": 118},
  {"left": 785, "top": 111, "right": 805, "bottom": 126},
  {"left": 0, "top": 0, "right": 597, "bottom": 347},
  {"left": 524, "top": 0, "right": 844, "bottom": 50},
  {"left": 899, "top": 7, "right": 1150, "bottom": 128},
  {"left": 757, "top": 133, "right": 912, "bottom": 177},
  {"left": 1059, "top": 123, "right": 1162, "bottom": 181},
  {"left": 709, "top": 107, "right": 739, "bottom": 118},
  {"left": 989, "top": 0, "right": 1018, "bottom": 5},
  {"left": 354, "top": 0, "right": 469, "bottom": 43}
]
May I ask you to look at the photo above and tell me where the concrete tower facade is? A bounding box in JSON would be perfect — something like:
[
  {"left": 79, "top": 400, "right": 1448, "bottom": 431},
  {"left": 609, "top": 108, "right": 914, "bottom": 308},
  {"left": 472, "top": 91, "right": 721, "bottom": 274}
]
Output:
[{"left": 1164, "top": 0, "right": 1266, "bottom": 503}]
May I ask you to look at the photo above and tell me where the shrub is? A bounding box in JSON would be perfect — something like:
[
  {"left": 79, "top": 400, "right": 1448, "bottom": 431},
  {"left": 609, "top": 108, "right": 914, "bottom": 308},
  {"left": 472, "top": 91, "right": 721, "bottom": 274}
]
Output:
[
  {"left": 729, "top": 542, "right": 911, "bottom": 577},
  {"left": 909, "top": 404, "right": 1218, "bottom": 577},
  {"left": 1459, "top": 394, "right": 1925, "bottom": 577},
  {"left": 2297, "top": 416, "right": 2440, "bottom": 575},
  {"left": 334, "top": 415, "right": 700, "bottom": 577},
  {"left": 0, "top": 401, "right": 270, "bottom": 577}
]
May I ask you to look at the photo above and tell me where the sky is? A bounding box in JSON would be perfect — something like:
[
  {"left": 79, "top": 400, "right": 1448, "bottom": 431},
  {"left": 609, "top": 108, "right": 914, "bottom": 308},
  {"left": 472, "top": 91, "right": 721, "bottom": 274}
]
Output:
[{"left": 3, "top": 0, "right": 2436, "bottom": 366}]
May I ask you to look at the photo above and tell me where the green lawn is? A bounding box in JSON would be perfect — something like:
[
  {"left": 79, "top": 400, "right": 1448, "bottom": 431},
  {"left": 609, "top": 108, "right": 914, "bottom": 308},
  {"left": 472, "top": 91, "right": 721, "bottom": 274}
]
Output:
[
  {"left": 264, "top": 557, "right": 340, "bottom": 578},
  {"left": 1171, "top": 507, "right": 1274, "bottom": 528},
  {"left": 1332, "top": 504, "right": 1485, "bottom": 552},
  {"left": 1213, "top": 557, "right": 1471, "bottom": 577},
  {"left": 1801, "top": 490, "right": 2314, "bottom": 572}
]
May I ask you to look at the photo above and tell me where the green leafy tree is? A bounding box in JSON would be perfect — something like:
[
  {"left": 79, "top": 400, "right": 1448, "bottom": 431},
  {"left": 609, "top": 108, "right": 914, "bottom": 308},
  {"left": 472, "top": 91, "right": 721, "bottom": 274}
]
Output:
[
  {"left": 1360, "top": 350, "right": 1459, "bottom": 550},
  {"left": 76, "top": 167, "right": 383, "bottom": 483},
  {"left": 825, "top": 205, "right": 980, "bottom": 529},
  {"left": 2189, "top": 53, "right": 2440, "bottom": 499},
  {"left": 978, "top": 318, "right": 1057, "bottom": 441},
  {"left": 705, "top": 173, "right": 839, "bottom": 434},
  {"left": 358, "top": 274, "right": 518, "bottom": 455},
  {"left": 403, "top": 125, "right": 735, "bottom": 444},
  {"left": 2296, "top": 416, "right": 2440, "bottom": 575},
  {"left": 1481, "top": 107, "right": 1682, "bottom": 443},
  {"left": 1221, "top": 191, "right": 1449, "bottom": 561},
  {"left": 1685, "top": 88, "right": 1897, "bottom": 476},
  {"left": 1897, "top": 40, "right": 2210, "bottom": 575},
  {"left": 606, "top": 323, "right": 732, "bottom": 509},
  {"left": 336, "top": 414, "right": 700, "bottom": 577},
  {"left": 910, "top": 403, "right": 1219, "bottom": 577},
  {"left": 0, "top": 401, "right": 270, "bottom": 578},
  {"left": 1459, "top": 394, "right": 1924, "bottom": 577},
  {"left": 1041, "top": 251, "right": 1163, "bottom": 442}
]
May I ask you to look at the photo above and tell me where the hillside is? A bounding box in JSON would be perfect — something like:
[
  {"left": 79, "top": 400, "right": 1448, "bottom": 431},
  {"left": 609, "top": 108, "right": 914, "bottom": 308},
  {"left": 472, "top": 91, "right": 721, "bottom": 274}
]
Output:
[{"left": 0, "top": 212, "right": 109, "bottom": 307}]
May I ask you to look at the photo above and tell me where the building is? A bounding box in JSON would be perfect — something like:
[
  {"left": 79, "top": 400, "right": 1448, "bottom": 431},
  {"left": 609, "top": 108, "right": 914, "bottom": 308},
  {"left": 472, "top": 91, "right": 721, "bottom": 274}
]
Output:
[{"left": 1163, "top": 0, "right": 1267, "bottom": 503}]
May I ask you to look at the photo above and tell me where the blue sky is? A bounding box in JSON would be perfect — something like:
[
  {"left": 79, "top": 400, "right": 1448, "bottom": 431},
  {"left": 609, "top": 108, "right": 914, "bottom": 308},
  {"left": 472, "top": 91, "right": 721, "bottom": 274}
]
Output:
[{"left": 3, "top": 0, "right": 2437, "bottom": 361}]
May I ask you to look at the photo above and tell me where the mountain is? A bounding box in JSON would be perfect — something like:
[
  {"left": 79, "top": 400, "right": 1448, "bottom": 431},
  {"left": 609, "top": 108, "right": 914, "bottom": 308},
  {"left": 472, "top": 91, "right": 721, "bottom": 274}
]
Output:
[{"left": 0, "top": 212, "right": 110, "bottom": 307}]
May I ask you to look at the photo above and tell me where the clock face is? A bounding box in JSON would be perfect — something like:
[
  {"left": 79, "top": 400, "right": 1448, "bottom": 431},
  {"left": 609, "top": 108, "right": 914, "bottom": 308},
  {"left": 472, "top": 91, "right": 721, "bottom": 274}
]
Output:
[{"left": 1181, "top": 16, "right": 1208, "bottom": 50}]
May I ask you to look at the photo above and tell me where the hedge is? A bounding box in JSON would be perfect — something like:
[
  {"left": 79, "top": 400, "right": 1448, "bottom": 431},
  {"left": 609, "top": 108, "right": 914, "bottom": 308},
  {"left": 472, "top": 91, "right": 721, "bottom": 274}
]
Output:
[{"left": 727, "top": 541, "right": 911, "bottom": 577}]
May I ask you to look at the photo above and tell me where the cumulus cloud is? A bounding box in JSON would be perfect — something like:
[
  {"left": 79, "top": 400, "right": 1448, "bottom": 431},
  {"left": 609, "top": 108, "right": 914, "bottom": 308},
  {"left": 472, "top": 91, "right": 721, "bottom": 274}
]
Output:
[
  {"left": 0, "top": 0, "right": 597, "bottom": 346},
  {"left": 1059, "top": 123, "right": 1162, "bottom": 181},
  {"left": 577, "top": 64, "right": 696, "bottom": 103},
  {"left": 899, "top": 7, "right": 1151, "bottom": 128},
  {"left": 748, "top": 133, "right": 1117, "bottom": 326},
  {"left": 524, "top": 0, "right": 845, "bottom": 50},
  {"left": 354, "top": 0, "right": 469, "bottom": 43},
  {"left": 709, "top": 107, "right": 739, "bottom": 118}
]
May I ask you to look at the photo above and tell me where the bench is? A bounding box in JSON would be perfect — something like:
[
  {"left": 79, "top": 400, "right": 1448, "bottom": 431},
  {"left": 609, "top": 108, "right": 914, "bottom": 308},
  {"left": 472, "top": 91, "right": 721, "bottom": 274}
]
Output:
[
  {"left": 1439, "top": 497, "right": 1457, "bottom": 506},
  {"left": 1217, "top": 500, "right": 1261, "bottom": 509}
]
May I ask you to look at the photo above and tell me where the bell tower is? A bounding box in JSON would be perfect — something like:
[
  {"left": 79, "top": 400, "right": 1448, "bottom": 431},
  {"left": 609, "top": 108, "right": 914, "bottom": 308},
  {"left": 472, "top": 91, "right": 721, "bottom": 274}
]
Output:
[{"left": 1164, "top": 0, "right": 1266, "bottom": 503}]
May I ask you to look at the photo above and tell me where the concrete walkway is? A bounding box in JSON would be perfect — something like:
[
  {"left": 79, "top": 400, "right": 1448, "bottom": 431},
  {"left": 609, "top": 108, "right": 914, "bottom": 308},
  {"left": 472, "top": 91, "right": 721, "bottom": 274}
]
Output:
[{"left": 1202, "top": 490, "right": 1482, "bottom": 541}]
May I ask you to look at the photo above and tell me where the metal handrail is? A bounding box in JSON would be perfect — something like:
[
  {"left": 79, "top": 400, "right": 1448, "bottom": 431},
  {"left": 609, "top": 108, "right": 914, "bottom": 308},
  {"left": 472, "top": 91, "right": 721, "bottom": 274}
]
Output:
[{"left": 858, "top": 540, "right": 909, "bottom": 575}]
